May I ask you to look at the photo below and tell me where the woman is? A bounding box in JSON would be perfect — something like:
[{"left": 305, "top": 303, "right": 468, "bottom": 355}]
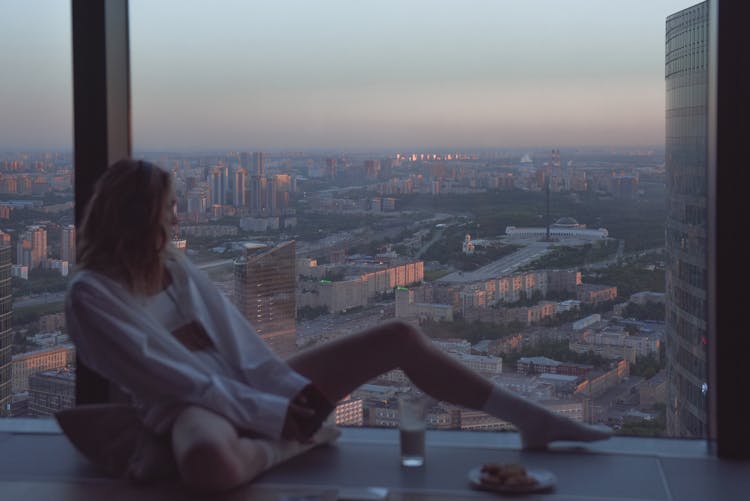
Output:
[{"left": 65, "top": 158, "right": 610, "bottom": 492}]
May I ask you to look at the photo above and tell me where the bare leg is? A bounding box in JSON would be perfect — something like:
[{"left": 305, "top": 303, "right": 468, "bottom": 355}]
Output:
[
  {"left": 288, "top": 320, "right": 610, "bottom": 449},
  {"left": 171, "top": 406, "right": 269, "bottom": 492},
  {"left": 288, "top": 320, "right": 493, "bottom": 409},
  {"left": 170, "top": 406, "right": 341, "bottom": 492}
]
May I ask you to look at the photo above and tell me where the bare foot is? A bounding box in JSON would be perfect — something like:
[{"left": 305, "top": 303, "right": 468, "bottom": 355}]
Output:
[{"left": 519, "top": 414, "right": 612, "bottom": 450}]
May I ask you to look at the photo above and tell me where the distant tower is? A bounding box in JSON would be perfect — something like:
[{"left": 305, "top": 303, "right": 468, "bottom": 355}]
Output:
[
  {"left": 364, "top": 160, "right": 380, "bottom": 180},
  {"left": 0, "top": 245, "right": 12, "bottom": 416},
  {"left": 234, "top": 167, "right": 247, "bottom": 208},
  {"left": 249, "top": 152, "right": 266, "bottom": 216},
  {"left": 239, "top": 152, "right": 250, "bottom": 170},
  {"left": 170, "top": 201, "right": 186, "bottom": 252},
  {"left": 186, "top": 188, "right": 207, "bottom": 221},
  {"left": 545, "top": 177, "right": 551, "bottom": 241},
  {"left": 274, "top": 174, "right": 292, "bottom": 212},
  {"left": 61, "top": 224, "right": 76, "bottom": 264},
  {"left": 266, "top": 176, "right": 279, "bottom": 216},
  {"left": 234, "top": 241, "right": 297, "bottom": 357},
  {"left": 30, "top": 226, "right": 47, "bottom": 269},
  {"left": 17, "top": 226, "right": 47, "bottom": 270},
  {"left": 210, "top": 167, "right": 225, "bottom": 206},
  {"left": 252, "top": 152, "right": 265, "bottom": 177}
]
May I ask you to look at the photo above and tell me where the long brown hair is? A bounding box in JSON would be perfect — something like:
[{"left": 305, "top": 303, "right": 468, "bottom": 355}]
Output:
[{"left": 78, "top": 158, "right": 175, "bottom": 295}]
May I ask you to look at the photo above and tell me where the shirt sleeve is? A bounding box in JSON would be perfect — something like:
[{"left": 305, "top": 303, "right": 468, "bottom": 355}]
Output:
[{"left": 65, "top": 280, "right": 292, "bottom": 439}]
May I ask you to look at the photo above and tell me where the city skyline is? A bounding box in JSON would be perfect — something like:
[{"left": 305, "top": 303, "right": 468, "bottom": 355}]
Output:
[{"left": 2, "top": 0, "right": 695, "bottom": 151}]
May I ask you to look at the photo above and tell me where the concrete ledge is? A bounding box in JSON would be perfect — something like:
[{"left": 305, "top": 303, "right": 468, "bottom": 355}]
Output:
[{"left": 0, "top": 418, "right": 746, "bottom": 501}]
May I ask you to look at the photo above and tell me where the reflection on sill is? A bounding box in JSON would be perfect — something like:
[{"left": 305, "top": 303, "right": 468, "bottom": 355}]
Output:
[
  {"left": 0, "top": 417, "right": 710, "bottom": 459},
  {"left": 336, "top": 427, "right": 711, "bottom": 460}
]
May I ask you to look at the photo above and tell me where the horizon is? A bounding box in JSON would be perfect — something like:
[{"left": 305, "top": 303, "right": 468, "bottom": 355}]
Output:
[{"left": 0, "top": 144, "right": 665, "bottom": 157}]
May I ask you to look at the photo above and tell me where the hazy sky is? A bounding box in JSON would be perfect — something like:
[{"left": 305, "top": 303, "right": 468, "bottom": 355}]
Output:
[{"left": 1, "top": 0, "right": 698, "bottom": 152}]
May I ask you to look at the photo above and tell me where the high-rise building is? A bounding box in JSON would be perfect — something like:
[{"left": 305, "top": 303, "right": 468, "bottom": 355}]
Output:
[
  {"left": 234, "top": 167, "right": 247, "bottom": 208},
  {"left": 326, "top": 157, "right": 336, "bottom": 179},
  {"left": 16, "top": 225, "right": 47, "bottom": 270},
  {"left": 664, "top": 1, "right": 708, "bottom": 438},
  {"left": 61, "top": 224, "right": 75, "bottom": 264},
  {"left": 251, "top": 152, "right": 265, "bottom": 177},
  {"left": 249, "top": 176, "right": 267, "bottom": 216},
  {"left": 266, "top": 175, "right": 278, "bottom": 216},
  {"left": 186, "top": 187, "right": 208, "bottom": 221},
  {"left": 274, "top": 174, "right": 292, "bottom": 213},
  {"left": 0, "top": 245, "right": 12, "bottom": 416},
  {"left": 364, "top": 159, "right": 381, "bottom": 180},
  {"left": 234, "top": 241, "right": 297, "bottom": 357},
  {"left": 209, "top": 165, "right": 230, "bottom": 206},
  {"left": 239, "top": 152, "right": 250, "bottom": 170}
]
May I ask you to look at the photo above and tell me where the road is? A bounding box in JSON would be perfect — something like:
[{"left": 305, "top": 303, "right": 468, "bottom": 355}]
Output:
[
  {"left": 196, "top": 258, "right": 234, "bottom": 270},
  {"left": 415, "top": 227, "right": 446, "bottom": 258},
  {"left": 13, "top": 291, "right": 66, "bottom": 309},
  {"left": 297, "top": 306, "right": 386, "bottom": 344},
  {"left": 582, "top": 245, "right": 663, "bottom": 271},
  {"left": 438, "top": 239, "right": 665, "bottom": 283},
  {"left": 437, "top": 241, "right": 554, "bottom": 283}
]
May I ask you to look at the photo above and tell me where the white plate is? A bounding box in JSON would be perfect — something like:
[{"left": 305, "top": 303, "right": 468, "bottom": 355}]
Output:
[{"left": 468, "top": 465, "right": 557, "bottom": 494}]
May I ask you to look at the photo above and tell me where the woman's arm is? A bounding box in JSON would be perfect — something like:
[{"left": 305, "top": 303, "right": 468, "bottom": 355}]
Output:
[{"left": 66, "top": 279, "right": 293, "bottom": 439}]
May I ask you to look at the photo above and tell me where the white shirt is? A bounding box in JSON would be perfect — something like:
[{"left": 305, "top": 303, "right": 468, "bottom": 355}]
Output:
[{"left": 65, "top": 253, "right": 310, "bottom": 440}]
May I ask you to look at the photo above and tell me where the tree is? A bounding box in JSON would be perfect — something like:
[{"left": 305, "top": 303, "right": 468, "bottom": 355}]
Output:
[{"left": 624, "top": 324, "right": 640, "bottom": 335}]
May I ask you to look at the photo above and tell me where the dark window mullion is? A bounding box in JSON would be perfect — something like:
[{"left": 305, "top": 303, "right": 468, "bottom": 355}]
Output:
[{"left": 71, "top": 0, "right": 131, "bottom": 405}]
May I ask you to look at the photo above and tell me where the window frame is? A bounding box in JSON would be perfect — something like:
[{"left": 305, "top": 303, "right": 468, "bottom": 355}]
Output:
[
  {"left": 70, "top": 0, "right": 750, "bottom": 459},
  {"left": 707, "top": 0, "right": 750, "bottom": 459},
  {"left": 71, "top": 0, "right": 131, "bottom": 405}
]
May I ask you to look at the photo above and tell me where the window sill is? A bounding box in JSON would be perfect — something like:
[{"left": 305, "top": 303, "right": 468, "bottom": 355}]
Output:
[{"left": 0, "top": 419, "right": 747, "bottom": 501}]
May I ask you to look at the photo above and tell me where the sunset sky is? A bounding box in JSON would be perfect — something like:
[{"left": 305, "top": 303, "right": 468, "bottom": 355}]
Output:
[{"left": 1, "top": 0, "right": 698, "bottom": 152}]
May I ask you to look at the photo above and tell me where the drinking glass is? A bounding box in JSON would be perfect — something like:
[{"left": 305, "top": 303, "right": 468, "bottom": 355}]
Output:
[{"left": 398, "top": 393, "right": 430, "bottom": 467}]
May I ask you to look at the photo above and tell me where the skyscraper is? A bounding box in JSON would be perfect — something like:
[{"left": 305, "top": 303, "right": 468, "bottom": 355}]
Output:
[
  {"left": 234, "top": 241, "right": 297, "bottom": 357},
  {"left": 364, "top": 159, "right": 380, "bottom": 180},
  {"left": 274, "top": 173, "right": 292, "bottom": 213},
  {"left": 234, "top": 167, "right": 247, "bottom": 208},
  {"left": 210, "top": 166, "right": 225, "bottom": 206},
  {"left": 0, "top": 245, "right": 12, "bottom": 416},
  {"left": 61, "top": 224, "right": 76, "bottom": 264},
  {"left": 16, "top": 225, "right": 47, "bottom": 270},
  {"left": 266, "top": 175, "right": 278, "bottom": 216},
  {"left": 249, "top": 176, "right": 267, "bottom": 216},
  {"left": 251, "top": 152, "right": 265, "bottom": 177},
  {"left": 664, "top": 1, "right": 708, "bottom": 438},
  {"left": 239, "top": 152, "right": 250, "bottom": 170}
]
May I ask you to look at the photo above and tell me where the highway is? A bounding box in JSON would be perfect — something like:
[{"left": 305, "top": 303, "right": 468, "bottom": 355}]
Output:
[
  {"left": 196, "top": 258, "right": 234, "bottom": 270},
  {"left": 438, "top": 241, "right": 554, "bottom": 284},
  {"left": 13, "top": 291, "right": 66, "bottom": 309}
]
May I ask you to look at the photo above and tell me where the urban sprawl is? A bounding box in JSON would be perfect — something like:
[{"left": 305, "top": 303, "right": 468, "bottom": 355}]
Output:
[{"left": 0, "top": 148, "right": 668, "bottom": 437}]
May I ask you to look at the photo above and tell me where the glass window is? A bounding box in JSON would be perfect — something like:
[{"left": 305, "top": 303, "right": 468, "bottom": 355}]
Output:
[
  {"left": 129, "top": 0, "right": 704, "bottom": 438},
  {"left": 0, "top": 0, "right": 75, "bottom": 418}
]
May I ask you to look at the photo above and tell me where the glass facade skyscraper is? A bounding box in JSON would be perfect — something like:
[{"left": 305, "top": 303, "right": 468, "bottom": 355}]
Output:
[
  {"left": 664, "top": 1, "right": 708, "bottom": 438},
  {"left": 234, "top": 240, "right": 298, "bottom": 358},
  {"left": 0, "top": 245, "right": 12, "bottom": 416}
]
